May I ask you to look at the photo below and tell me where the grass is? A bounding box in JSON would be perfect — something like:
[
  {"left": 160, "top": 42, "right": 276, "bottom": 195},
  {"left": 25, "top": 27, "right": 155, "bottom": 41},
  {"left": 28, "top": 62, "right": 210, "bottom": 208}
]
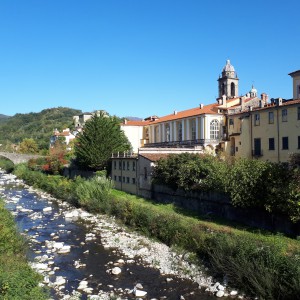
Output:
[{"left": 0, "top": 200, "right": 48, "bottom": 299}]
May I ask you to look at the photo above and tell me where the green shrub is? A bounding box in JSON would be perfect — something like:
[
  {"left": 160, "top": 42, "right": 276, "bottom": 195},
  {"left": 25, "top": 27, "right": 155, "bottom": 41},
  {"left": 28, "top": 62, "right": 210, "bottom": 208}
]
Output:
[{"left": 0, "top": 158, "right": 14, "bottom": 173}]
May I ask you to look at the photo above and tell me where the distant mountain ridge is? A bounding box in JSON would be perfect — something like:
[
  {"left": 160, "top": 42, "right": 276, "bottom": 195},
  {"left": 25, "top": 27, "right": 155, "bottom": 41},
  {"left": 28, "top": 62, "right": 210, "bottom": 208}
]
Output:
[{"left": 0, "top": 114, "right": 10, "bottom": 120}]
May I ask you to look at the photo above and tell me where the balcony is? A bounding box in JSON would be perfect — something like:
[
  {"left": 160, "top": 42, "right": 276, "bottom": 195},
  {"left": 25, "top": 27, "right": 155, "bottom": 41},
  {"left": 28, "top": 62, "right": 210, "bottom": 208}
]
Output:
[{"left": 143, "top": 139, "right": 221, "bottom": 148}]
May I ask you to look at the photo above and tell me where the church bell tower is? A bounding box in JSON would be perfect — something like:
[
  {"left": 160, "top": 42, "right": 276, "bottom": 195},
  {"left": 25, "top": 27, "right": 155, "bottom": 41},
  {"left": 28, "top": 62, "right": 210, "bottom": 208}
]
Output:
[{"left": 218, "top": 60, "right": 239, "bottom": 99}]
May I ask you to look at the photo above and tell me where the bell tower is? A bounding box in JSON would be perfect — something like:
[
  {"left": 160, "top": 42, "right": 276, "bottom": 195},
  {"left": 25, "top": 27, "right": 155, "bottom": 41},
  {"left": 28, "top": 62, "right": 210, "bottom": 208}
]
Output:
[{"left": 218, "top": 60, "right": 239, "bottom": 99}]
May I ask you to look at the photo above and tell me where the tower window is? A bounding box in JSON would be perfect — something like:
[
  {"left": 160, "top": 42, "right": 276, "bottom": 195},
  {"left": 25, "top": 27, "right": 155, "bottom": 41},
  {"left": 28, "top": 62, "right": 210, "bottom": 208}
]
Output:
[
  {"left": 297, "top": 107, "right": 300, "bottom": 120},
  {"left": 231, "top": 82, "right": 235, "bottom": 97}
]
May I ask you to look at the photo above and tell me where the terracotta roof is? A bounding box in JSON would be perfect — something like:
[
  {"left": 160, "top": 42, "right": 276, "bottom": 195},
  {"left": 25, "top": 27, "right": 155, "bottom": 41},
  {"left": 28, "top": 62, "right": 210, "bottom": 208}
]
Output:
[
  {"left": 121, "top": 120, "right": 151, "bottom": 126},
  {"left": 149, "top": 103, "right": 219, "bottom": 125},
  {"left": 139, "top": 153, "right": 171, "bottom": 162}
]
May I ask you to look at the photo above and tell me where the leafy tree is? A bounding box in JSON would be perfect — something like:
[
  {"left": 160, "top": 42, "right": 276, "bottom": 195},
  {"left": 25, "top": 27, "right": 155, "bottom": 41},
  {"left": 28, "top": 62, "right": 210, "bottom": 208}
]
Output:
[
  {"left": 18, "top": 138, "right": 39, "bottom": 154},
  {"left": 74, "top": 112, "right": 131, "bottom": 170}
]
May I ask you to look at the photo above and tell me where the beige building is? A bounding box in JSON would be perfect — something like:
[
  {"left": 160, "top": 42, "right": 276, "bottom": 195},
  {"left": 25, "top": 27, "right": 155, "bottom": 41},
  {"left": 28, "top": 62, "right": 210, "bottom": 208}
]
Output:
[{"left": 110, "top": 152, "right": 138, "bottom": 194}]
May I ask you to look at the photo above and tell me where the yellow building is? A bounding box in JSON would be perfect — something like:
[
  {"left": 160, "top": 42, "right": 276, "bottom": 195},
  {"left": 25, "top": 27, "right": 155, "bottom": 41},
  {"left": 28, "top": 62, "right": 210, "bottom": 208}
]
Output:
[{"left": 222, "top": 69, "right": 300, "bottom": 162}]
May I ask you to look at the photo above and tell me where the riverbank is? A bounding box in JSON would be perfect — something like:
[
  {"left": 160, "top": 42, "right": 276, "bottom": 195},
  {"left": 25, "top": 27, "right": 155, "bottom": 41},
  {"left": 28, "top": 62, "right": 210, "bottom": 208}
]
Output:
[
  {"left": 11, "top": 164, "right": 300, "bottom": 299},
  {"left": 0, "top": 194, "right": 47, "bottom": 299}
]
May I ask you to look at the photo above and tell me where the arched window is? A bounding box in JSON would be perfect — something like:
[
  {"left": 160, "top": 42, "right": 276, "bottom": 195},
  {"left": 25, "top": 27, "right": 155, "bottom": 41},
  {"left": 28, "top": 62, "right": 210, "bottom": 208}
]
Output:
[
  {"left": 222, "top": 83, "right": 225, "bottom": 96},
  {"left": 231, "top": 82, "right": 235, "bottom": 97},
  {"left": 210, "top": 119, "right": 220, "bottom": 140}
]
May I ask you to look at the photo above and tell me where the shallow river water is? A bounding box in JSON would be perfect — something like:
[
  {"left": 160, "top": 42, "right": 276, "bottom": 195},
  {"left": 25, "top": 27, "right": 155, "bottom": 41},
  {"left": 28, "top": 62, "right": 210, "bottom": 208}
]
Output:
[{"left": 0, "top": 171, "right": 218, "bottom": 300}]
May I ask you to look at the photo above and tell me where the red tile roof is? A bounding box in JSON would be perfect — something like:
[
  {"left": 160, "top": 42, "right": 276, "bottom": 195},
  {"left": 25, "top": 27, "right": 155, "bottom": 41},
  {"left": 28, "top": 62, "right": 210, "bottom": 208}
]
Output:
[
  {"left": 121, "top": 120, "right": 151, "bottom": 126},
  {"left": 149, "top": 103, "right": 219, "bottom": 124}
]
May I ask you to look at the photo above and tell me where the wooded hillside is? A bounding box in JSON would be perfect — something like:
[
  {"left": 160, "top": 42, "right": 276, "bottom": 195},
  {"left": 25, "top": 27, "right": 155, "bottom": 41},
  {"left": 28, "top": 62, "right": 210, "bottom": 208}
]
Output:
[{"left": 0, "top": 107, "right": 81, "bottom": 151}]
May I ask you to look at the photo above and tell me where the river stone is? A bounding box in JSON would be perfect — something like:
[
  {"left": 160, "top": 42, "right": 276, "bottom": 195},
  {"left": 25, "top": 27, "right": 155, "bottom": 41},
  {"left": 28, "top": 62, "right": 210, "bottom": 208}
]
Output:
[
  {"left": 58, "top": 245, "right": 71, "bottom": 253},
  {"left": 111, "top": 267, "right": 122, "bottom": 275},
  {"left": 43, "top": 207, "right": 52, "bottom": 212},
  {"left": 134, "top": 289, "right": 147, "bottom": 297},
  {"left": 230, "top": 290, "right": 238, "bottom": 296},
  {"left": 218, "top": 284, "right": 225, "bottom": 291},
  {"left": 54, "top": 276, "right": 66, "bottom": 286},
  {"left": 216, "top": 290, "right": 225, "bottom": 297},
  {"left": 78, "top": 280, "right": 88, "bottom": 290}
]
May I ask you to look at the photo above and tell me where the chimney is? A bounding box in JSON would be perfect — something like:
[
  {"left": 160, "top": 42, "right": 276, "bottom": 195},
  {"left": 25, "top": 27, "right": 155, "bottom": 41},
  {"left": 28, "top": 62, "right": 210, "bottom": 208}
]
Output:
[
  {"left": 199, "top": 104, "right": 204, "bottom": 109},
  {"left": 261, "top": 93, "right": 268, "bottom": 103},
  {"left": 275, "top": 98, "right": 283, "bottom": 106},
  {"left": 124, "top": 119, "right": 128, "bottom": 124},
  {"left": 259, "top": 100, "right": 263, "bottom": 108},
  {"left": 174, "top": 110, "right": 177, "bottom": 115},
  {"left": 222, "top": 95, "right": 227, "bottom": 106}
]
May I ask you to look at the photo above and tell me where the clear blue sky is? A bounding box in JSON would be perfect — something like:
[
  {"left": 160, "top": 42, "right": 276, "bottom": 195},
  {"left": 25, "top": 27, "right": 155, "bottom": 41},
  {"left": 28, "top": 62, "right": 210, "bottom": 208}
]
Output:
[{"left": 0, "top": 0, "right": 299, "bottom": 118}]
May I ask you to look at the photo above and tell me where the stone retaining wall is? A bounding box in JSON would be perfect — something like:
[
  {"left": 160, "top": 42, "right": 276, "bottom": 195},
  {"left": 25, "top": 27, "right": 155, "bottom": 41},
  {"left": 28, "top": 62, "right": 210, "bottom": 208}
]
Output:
[{"left": 152, "top": 184, "right": 300, "bottom": 237}]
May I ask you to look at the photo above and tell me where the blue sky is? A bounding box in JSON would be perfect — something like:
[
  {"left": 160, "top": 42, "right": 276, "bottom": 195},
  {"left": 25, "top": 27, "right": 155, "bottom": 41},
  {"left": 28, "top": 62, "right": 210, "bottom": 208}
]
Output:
[{"left": 0, "top": 0, "right": 299, "bottom": 118}]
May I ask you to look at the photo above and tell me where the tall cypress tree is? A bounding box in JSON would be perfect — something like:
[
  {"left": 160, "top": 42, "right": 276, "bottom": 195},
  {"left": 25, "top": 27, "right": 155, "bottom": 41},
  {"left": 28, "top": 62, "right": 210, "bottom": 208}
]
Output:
[{"left": 75, "top": 112, "right": 131, "bottom": 170}]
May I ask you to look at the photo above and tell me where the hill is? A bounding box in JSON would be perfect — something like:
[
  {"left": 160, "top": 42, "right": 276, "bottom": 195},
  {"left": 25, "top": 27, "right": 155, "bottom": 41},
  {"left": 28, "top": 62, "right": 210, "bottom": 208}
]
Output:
[
  {"left": 0, "top": 107, "right": 81, "bottom": 151},
  {"left": 0, "top": 114, "right": 10, "bottom": 122}
]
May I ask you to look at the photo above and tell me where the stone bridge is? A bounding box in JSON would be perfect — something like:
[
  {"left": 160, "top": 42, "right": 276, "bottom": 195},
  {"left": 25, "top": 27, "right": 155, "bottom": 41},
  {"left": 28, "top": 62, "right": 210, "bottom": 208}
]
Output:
[{"left": 0, "top": 152, "right": 42, "bottom": 164}]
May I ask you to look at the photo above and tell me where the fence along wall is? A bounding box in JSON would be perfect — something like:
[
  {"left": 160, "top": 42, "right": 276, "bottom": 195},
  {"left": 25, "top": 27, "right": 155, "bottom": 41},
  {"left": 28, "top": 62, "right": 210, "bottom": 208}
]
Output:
[{"left": 152, "top": 184, "right": 300, "bottom": 237}]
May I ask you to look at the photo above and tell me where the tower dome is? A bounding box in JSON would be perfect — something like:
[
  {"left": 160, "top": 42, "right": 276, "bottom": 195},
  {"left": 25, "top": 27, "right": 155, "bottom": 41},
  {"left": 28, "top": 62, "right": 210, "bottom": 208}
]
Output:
[
  {"left": 223, "top": 60, "right": 235, "bottom": 72},
  {"left": 249, "top": 84, "right": 257, "bottom": 97}
]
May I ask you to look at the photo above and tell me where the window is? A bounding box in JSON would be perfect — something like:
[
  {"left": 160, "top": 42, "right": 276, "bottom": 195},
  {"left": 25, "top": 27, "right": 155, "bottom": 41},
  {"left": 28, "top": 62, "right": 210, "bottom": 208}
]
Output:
[
  {"left": 282, "top": 109, "right": 287, "bottom": 122},
  {"left": 178, "top": 123, "right": 182, "bottom": 141},
  {"left": 254, "top": 114, "right": 260, "bottom": 126},
  {"left": 114, "top": 161, "right": 116, "bottom": 170},
  {"left": 268, "top": 111, "right": 274, "bottom": 124},
  {"left": 144, "top": 167, "right": 148, "bottom": 180},
  {"left": 282, "top": 137, "right": 289, "bottom": 150},
  {"left": 122, "top": 176, "right": 125, "bottom": 182},
  {"left": 231, "top": 82, "right": 235, "bottom": 97},
  {"left": 118, "top": 176, "right": 122, "bottom": 182},
  {"left": 127, "top": 161, "right": 130, "bottom": 170},
  {"left": 122, "top": 161, "right": 125, "bottom": 170},
  {"left": 298, "top": 107, "right": 300, "bottom": 120},
  {"left": 165, "top": 124, "right": 170, "bottom": 142},
  {"left": 229, "top": 118, "right": 234, "bottom": 126},
  {"left": 269, "top": 138, "right": 275, "bottom": 150},
  {"left": 119, "top": 161, "right": 122, "bottom": 170},
  {"left": 210, "top": 119, "right": 220, "bottom": 140},
  {"left": 132, "top": 161, "right": 136, "bottom": 171},
  {"left": 126, "top": 177, "right": 130, "bottom": 184},
  {"left": 298, "top": 136, "right": 300, "bottom": 149},
  {"left": 253, "top": 138, "right": 262, "bottom": 156},
  {"left": 132, "top": 178, "right": 136, "bottom": 184},
  {"left": 114, "top": 175, "right": 117, "bottom": 181},
  {"left": 191, "top": 119, "right": 196, "bottom": 140}
]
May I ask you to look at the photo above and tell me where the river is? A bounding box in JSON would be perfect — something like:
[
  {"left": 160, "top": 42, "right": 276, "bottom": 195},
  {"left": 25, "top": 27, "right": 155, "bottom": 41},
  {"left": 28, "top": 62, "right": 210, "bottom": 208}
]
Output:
[{"left": 0, "top": 171, "right": 219, "bottom": 300}]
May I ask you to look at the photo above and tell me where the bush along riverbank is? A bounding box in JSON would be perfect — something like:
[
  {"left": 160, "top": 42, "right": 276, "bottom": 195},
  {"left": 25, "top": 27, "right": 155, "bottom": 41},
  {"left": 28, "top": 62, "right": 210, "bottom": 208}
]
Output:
[
  {"left": 0, "top": 199, "right": 48, "bottom": 299},
  {"left": 13, "top": 164, "right": 300, "bottom": 299}
]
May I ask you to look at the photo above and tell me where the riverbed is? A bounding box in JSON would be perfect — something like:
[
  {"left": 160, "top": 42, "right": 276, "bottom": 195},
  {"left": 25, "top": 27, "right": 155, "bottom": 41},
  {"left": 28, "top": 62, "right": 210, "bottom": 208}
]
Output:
[{"left": 0, "top": 171, "right": 234, "bottom": 299}]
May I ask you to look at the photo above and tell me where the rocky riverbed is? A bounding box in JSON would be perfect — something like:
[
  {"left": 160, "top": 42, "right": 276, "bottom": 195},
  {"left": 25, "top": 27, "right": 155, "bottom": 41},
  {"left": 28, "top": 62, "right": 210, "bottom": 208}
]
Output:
[{"left": 0, "top": 171, "right": 242, "bottom": 299}]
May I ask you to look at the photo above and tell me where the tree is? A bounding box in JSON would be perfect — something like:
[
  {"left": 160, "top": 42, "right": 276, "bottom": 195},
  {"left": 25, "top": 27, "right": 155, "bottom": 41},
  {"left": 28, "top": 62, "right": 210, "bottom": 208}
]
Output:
[
  {"left": 19, "top": 138, "right": 39, "bottom": 154},
  {"left": 74, "top": 113, "right": 131, "bottom": 170}
]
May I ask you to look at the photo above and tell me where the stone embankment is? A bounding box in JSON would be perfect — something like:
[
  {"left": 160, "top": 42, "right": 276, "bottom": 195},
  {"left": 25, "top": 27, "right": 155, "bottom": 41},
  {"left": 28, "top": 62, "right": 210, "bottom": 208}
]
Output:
[{"left": 0, "top": 171, "right": 243, "bottom": 299}]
